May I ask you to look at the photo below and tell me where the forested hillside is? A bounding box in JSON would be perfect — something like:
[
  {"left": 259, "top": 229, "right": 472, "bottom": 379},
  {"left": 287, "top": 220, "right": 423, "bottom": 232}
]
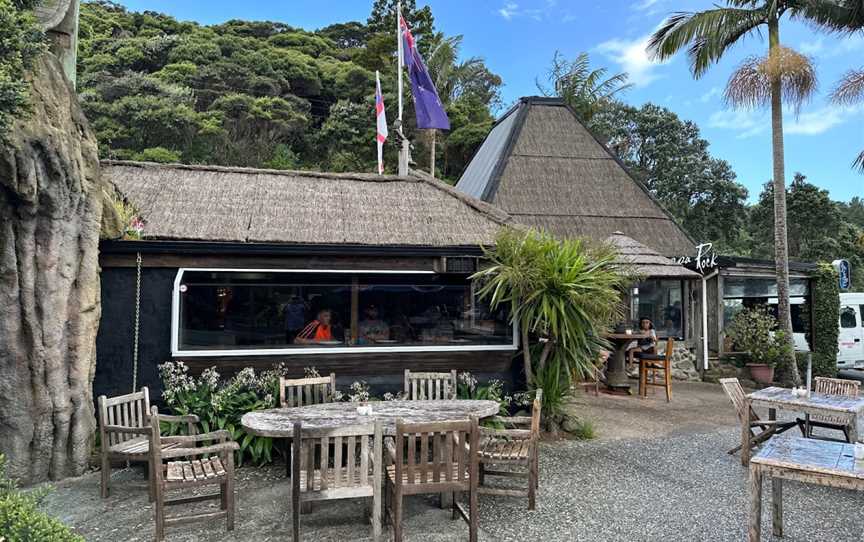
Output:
[{"left": 76, "top": 0, "right": 500, "bottom": 180}]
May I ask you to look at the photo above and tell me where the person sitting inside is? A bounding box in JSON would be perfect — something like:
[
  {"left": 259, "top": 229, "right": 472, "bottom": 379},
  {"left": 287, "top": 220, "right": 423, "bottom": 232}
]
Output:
[
  {"left": 295, "top": 308, "right": 337, "bottom": 344},
  {"left": 358, "top": 304, "right": 390, "bottom": 344},
  {"left": 627, "top": 317, "right": 657, "bottom": 368}
]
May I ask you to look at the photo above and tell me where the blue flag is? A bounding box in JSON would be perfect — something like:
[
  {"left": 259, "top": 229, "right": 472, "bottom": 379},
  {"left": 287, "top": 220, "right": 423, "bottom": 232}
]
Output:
[{"left": 400, "top": 16, "right": 450, "bottom": 130}]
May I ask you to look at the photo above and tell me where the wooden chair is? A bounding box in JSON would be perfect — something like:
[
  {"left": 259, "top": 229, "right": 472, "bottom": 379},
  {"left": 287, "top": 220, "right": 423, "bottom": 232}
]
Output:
[
  {"left": 478, "top": 389, "right": 542, "bottom": 510},
  {"left": 279, "top": 373, "right": 337, "bottom": 407},
  {"left": 403, "top": 369, "right": 457, "bottom": 400},
  {"left": 575, "top": 353, "right": 608, "bottom": 396},
  {"left": 638, "top": 338, "right": 674, "bottom": 402},
  {"left": 719, "top": 378, "right": 799, "bottom": 456},
  {"left": 291, "top": 421, "right": 383, "bottom": 542},
  {"left": 385, "top": 418, "right": 480, "bottom": 542},
  {"left": 279, "top": 374, "right": 337, "bottom": 477},
  {"left": 98, "top": 387, "right": 199, "bottom": 499},
  {"left": 148, "top": 406, "right": 238, "bottom": 541},
  {"left": 798, "top": 376, "right": 861, "bottom": 442}
]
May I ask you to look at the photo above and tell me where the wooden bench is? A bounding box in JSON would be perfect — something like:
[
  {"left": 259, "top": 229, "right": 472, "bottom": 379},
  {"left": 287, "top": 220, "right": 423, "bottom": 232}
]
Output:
[{"left": 748, "top": 436, "right": 864, "bottom": 541}]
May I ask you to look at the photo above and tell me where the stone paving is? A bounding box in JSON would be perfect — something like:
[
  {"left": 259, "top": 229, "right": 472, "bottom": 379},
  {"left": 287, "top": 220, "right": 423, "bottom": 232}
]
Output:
[{"left": 40, "top": 381, "right": 864, "bottom": 541}]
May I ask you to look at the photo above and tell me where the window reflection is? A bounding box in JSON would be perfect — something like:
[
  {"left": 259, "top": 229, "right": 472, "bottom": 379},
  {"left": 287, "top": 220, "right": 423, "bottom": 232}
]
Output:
[
  {"left": 631, "top": 279, "right": 684, "bottom": 338},
  {"left": 177, "top": 271, "right": 512, "bottom": 352}
]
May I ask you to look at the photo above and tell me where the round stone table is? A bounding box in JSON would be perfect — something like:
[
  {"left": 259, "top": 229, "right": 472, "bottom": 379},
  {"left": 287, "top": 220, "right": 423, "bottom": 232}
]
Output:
[
  {"left": 605, "top": 332, "right": 649, "bottom": 393},
  {"left": 241, "top": 399, "right": 500, "bottom": 438}
]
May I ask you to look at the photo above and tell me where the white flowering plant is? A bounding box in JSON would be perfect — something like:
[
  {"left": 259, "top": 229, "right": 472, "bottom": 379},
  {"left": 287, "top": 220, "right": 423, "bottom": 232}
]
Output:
[
  {"left": 456, "top": 371, "right": 511, "bottom": 416},
  {"left": 158, "top": 361, "right": 290, "bottom": 466}
]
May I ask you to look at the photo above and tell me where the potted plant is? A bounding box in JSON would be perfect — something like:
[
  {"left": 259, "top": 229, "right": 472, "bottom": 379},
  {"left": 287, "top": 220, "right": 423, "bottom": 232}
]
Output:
[{"left": 725, "top": 306, "right": 787, "bottom": 384}]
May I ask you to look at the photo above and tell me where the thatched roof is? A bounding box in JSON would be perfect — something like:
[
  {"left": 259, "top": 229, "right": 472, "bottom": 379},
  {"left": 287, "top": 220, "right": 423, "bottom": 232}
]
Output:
[
  {"left": 456, "top": 97, "right": 696, "bottom": 257},
  {"left": 104, "top": 161, "right": 511, "bottom": 248},
  {"left": 608, "top": 232, "right": 700, "bottom": 279}
]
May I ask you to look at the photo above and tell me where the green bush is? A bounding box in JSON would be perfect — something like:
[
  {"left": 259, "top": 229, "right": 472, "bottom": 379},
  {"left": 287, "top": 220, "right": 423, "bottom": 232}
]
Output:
[
  {"left": 159, "top": 362, "right": 284, "bottom": 466},
  {"left": 796, "top": 352, "right": 837, "bottom": 380},
  {"left": 803, "top": 263, "right": 840, "bottom": 378},
  {"left": 725, "top": 306, "right": 792, "bottom": 367},
  {"left": 0, "top": 456, "right": 83, "bottom": 542}
]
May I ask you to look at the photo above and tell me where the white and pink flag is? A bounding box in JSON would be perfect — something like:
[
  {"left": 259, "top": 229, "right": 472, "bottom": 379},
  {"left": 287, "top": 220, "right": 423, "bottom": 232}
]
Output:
[{"left": 375, "top": 70, "right": 388, "bottom": 175}]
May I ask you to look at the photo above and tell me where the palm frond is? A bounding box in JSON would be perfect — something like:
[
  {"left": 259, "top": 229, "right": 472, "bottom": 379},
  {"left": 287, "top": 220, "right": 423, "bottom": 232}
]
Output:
[
  {"left": 648, "top": 8, "right": 768, "bottom": 77},
  {"left": 789, "top": 0, "right": 864, "bottom": 33},
  {"left": 830, "top": 68, "right": 864, "bottom": 104},
  {"left": 855, "top": 149, "right": 864, "bottom": 173},
  {"left": 724, "top": 46, "right": 817, "bottom": 110}
]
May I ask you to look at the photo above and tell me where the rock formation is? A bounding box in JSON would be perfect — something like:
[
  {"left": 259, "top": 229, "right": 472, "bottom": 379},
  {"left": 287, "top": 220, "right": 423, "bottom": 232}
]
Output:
[{"left": 0, "top": 53, "right": 121, "bottom": 483}]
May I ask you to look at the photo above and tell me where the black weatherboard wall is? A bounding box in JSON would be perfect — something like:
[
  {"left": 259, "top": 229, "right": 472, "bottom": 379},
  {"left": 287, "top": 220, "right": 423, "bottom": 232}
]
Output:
[
  {"left": 94, "top": 246, "right": 518, "bottom": 401},
  {"left": 95, "top": 267, "right": 175, "bottom": 400}
]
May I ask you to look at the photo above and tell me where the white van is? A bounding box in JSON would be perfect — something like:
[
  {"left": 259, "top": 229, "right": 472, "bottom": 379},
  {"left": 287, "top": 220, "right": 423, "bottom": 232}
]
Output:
[{"left": 838, "top": 293, "right": 864, "bottom": 370}]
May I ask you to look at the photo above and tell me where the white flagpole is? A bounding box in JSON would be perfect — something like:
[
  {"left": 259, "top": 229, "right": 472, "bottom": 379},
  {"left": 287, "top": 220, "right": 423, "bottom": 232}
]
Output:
[
  {"left": 397, "top": 0, "right": 403, "bottom": 124},
  {"left": 396, "top": 0, "right": 409, "bottom": 176}
]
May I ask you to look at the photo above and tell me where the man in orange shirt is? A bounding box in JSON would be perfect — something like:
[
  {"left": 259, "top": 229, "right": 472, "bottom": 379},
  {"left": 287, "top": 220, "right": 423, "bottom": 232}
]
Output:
[{"left": 295, "top": 308, "right": 336, "bottom": 344}]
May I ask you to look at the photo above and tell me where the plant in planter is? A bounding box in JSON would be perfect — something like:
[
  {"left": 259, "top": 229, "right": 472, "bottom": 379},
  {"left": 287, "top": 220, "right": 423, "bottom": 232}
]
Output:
[{"left": 725, "top": 306, "right": 792, "bottom": 384}]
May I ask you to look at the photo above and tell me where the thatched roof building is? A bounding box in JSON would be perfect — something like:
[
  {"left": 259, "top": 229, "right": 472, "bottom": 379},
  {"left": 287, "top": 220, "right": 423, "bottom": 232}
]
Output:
[
  {"left": 456, "top": 96, "right": 695, "bottom": 256},
  {"left": 105, "top": 161, "right": 510, "bottom": 248},
  {"left": 607, "top": 232, "right": 700, "bottom": 279}
]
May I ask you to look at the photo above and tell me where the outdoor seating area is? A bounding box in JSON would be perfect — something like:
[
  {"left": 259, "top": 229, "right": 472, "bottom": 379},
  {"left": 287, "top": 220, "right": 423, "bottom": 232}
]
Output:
[{"left": 41, "top": 381, "right": 864, "bottom": 541}]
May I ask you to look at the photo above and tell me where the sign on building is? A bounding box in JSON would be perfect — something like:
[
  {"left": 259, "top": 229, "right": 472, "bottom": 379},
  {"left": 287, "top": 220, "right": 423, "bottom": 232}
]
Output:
[{"left": 833, "top": 259, "right": 851, "bottom": 290}]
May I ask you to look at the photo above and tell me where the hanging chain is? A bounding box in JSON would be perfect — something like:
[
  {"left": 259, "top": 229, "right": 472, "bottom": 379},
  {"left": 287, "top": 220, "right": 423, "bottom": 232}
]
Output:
[{"left": 132, "top": 252, "right": 142, "bottom": 392}]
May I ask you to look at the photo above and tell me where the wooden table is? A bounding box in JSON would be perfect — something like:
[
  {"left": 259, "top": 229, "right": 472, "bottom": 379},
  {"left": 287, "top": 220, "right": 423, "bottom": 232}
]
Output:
[
  {"left": 241, "top": 399, "right": 501, "bottom": 438},
  {"left": 748, "top": 436, "right": 864, "bottom": 541},
  {"left": 741, "top": 387, "right": 864, "bottom": 465},
  {"left": 604, "top": 332, "right": 649, "bottom": 392}
]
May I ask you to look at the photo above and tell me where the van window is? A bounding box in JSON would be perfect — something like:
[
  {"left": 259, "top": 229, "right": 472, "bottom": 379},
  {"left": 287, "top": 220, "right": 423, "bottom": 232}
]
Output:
[
  {"left": 840, "top": 306, "right": 857, "bottom": 328},
  {"left": 860, "top": 305, "right": 864, "bottom": 328}
]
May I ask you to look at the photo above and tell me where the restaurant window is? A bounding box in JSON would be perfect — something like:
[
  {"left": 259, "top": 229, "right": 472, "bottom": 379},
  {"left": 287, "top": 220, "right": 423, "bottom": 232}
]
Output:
[
  {"left": 173, "top": 270, "right": 515, "bottom": 355},
  {"left": 631, "top": 279, "right": 684, "bottom": 338},
  {"left": 722, "top": 277, "right": 810, "bottom": 333}
]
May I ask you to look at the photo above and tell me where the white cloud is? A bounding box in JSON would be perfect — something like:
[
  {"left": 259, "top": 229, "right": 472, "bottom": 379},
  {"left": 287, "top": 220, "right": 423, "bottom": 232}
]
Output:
[
  {"left": 786, "top": 105, "right": 864, "bottom": 135},
  {"left": 594, "top": 34, "right": 667, "bottom": 87},
  {"left": 708, "top": 104, "right": 864, "bottom": 138},
  {"left": 496, "top": 1, "right": 547, "bottom": 21},
  {"left": 498, "top": 2, "right": 519, "bottom": 20},
  {"left": 799, "top": 38, "right": 824, "bottom": 56},
  {"left": 700, "top": 86, "right": 722, "bottom": 103},
  {"left": 632, "top": 0, "right": 662, "bottom": 11}
]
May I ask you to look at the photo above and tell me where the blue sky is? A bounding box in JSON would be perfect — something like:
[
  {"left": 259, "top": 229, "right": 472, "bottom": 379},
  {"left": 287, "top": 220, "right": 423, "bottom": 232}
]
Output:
[{"left": 114, "top": 0, "right": 864, "bottom": 202}]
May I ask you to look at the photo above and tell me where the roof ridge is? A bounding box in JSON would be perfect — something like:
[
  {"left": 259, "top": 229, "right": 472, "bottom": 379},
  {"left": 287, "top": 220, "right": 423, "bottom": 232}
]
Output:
[
  {"left": 408, "top": 168, "right": 512, "bottom": 225},
  {"left": 103, "top": 160, "right": 417, "bottom": 183}
]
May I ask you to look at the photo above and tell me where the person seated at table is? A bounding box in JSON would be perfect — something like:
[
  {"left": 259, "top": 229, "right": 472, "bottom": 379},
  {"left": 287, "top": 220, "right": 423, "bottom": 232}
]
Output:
[
  {"left": 295, "top": 308, "right": 337, "bottom": 344},
  {"left": 358, "top": 304, "right": 390, "bottom": 344},
  {"left": 627, "top": 317, "right": 657, "bottom": 368}
]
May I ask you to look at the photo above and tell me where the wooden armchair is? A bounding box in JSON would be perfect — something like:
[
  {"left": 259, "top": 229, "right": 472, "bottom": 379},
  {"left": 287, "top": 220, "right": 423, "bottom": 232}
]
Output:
[
  {"left": 291, "top": 421, "right": 383, "bottom": 542},
  {"left": 478, "top": 389, "right": 542, "bottom": 510},
  {"left": 403, "top": 369, "right": 457, "bottom": 400},
  {"left": 148, "top": 407, "right": 238, "bottom": 541},
  {"left": 385, "top": 418, "right": 480, "bottom": 542},
  {"left": 799, "top": 376, "right": 861, "bottom": 442},
  {"left": 638, "top": 338, "right": 674, "bottom": 402},
  {"left": 97, "top": 387, "right": 199, "bottom": 499},
  {"left": 719, "top": 378, "right": 799, "bottom": 455},
  {"left": 279, "top": 374, "right": 337, "bottom": 407}
]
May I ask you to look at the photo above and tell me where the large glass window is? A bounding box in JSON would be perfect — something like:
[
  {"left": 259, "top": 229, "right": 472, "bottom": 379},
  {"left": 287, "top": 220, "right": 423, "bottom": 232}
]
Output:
[
  {"left": 631, "top": 279, "right": 684, "bottom": 338},
  {"left": 174, "top": 270, "right": 514, "bottom": 354}
]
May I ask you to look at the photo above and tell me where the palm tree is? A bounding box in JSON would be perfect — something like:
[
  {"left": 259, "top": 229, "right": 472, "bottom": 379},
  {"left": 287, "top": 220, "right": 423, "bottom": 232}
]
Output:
[
  {"left": 538, "top": 51, "right": 632, "bottom": 122},
  {"left": 472, "top": 228, "right": 626, "bottom": 393},
  {"left": 648, "top": 1, "right": 864, "bottom": 385},
  {"left": 831, "top": 68, "right": 864, "bottom": 171}
]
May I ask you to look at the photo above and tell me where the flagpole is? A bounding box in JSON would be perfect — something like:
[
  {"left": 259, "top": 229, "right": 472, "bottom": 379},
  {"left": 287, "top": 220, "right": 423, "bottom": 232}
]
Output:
[{"left": 396, "top": 0, "right": 409, "bottom": 176}]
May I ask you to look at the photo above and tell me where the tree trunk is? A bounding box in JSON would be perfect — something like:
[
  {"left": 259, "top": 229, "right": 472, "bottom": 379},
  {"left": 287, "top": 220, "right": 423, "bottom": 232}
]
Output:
[
  {"left": 0, "top": 54, "right": 121, "bottom": 484},
  {"left": 768, "top": 18, "right": 800, "bottom": 386},
  {"left": 521, "top": 324, "right": 534, "bottom": 385}
]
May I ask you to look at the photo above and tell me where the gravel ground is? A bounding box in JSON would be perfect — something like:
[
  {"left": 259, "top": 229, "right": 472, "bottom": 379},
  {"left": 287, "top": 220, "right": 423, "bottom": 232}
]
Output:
[{"left": 40, "top": 382, "right": 864, "bottom": 541}]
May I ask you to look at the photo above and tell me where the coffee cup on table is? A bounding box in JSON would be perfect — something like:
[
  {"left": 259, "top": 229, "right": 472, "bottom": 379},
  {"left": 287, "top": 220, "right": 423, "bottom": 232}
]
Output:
[{"left": 625, "top": 329, "right": 632, "bottom": 335}]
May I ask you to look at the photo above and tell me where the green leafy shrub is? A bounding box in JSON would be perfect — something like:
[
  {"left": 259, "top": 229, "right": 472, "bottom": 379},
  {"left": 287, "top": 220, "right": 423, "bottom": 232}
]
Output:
[
  {"left": 0, "top": 456, "right": 83, "bottom": 542},
  {"left": 159, "top": 362, "right": 286, "bottom": 466},
  {"left": 802, "top": 263, "right": 840, "bottom": 378},
  {"left": 725, "top": 306, "right": 792, "bottom": 367}
]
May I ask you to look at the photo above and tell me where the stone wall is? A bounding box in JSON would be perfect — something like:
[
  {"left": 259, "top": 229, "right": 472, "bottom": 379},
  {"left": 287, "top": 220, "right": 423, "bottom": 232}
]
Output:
[{"left": 659, "top": 341, "right": 701, "bottom": 382}]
